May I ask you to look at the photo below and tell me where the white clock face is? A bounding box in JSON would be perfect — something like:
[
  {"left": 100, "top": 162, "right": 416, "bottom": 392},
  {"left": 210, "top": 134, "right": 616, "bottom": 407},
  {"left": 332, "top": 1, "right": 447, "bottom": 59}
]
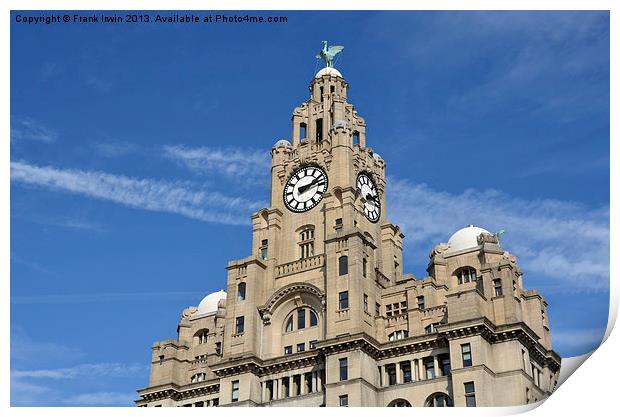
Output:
[
  {"left": 283, "top": 166, "right": 328, "bottom": 213},
  {"left": 357, "top": 173, "right": 380, "bottom": 223}
]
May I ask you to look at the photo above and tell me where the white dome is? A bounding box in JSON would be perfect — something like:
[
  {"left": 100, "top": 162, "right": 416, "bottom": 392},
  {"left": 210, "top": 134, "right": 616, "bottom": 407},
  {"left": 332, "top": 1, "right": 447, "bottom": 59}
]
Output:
[
  {"left": 197, "top": 290, "right": 226, "bottom": 315},
  {"left": 373, "top": 153, "right": 383, "bottom": 161},
  {"left": 315, "top": 67, "right": 343, "bottom": 78},
  {"left": 447, "top": 225, "right": 491, "bottom": 253},
  {"left": 273, "top": 139, "right": 292, "bottom": 148}
]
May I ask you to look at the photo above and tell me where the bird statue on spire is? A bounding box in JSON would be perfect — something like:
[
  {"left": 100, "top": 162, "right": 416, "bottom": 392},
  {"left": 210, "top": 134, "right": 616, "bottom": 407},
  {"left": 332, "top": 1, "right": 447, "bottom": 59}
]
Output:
[{"left": 316, "top": 41, "right": 344, "bottom": 68}]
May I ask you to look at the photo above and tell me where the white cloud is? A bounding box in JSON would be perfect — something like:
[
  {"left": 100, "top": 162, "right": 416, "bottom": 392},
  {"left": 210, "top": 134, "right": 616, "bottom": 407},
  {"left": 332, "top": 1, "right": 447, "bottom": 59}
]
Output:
[
  {"left": 552, "top": 327, "right": 606, "bottom": 353},
  {"left": 91, "top": 140, "right": 138, "bottom": 158},
  {"left": 10, "top": 161, "right": 266, "bottom": 226},
  {"left": 388, "top": 178, "right": 609, "bottom": 292},
  {"left": 62, "top": 392, "right": 137, "bottom": 406},
  {"left": 10, "top": 116, "right": 58, "bottom": 143},
  {"left": 163, "top": 145, "right": 271, "bottom": 181}
]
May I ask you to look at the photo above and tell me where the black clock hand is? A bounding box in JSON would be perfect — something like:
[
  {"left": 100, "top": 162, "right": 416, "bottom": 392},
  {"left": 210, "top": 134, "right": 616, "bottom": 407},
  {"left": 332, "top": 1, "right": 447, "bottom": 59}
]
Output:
[
  {"left": 365, "top": 193, "right": 378, "bottom": 203},
  {"left": 298, "top": 179, "right": 324, "bottom": 194}
]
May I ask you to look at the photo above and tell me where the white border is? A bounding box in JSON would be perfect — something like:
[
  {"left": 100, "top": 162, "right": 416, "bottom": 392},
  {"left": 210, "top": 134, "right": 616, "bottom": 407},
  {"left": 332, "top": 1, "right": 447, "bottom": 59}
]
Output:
[{"left": 2, "top": 1, "right": 616, "bottom": 416}]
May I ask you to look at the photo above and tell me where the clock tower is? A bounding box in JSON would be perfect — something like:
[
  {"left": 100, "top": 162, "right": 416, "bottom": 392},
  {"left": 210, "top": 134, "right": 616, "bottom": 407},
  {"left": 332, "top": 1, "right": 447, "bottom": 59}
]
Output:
[{"left": 137, "top": 45, "right": 560, "bottom": 408}]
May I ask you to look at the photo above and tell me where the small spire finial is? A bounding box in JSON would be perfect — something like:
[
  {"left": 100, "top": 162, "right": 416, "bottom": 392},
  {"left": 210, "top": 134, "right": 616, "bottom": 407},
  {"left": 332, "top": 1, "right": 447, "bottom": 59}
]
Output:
[{"left": 316, "top": 41, "right": 344, "bottom": 68}]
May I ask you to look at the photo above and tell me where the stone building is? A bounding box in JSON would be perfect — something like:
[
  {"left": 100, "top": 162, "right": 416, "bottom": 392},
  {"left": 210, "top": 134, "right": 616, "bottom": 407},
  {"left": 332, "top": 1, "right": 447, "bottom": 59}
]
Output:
[{"left": 135, "top": 63, "right": 561, "bottom": 407}]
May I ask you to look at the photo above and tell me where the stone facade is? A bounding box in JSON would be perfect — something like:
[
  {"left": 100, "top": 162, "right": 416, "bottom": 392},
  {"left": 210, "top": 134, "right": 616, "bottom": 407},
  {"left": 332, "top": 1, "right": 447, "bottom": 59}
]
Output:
[{"left": 135, "top": 65, "right": 561, "bottom": 408}]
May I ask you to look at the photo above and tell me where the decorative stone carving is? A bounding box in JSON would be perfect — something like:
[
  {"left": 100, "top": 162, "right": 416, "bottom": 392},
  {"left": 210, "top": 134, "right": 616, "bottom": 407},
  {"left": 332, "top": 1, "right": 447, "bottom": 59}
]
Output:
[
  {"left": 429, "top": 243, "right": 449, "bottom": 258},
  {"left": 182, "top": 306, "right": 198, "bottom": 318}
]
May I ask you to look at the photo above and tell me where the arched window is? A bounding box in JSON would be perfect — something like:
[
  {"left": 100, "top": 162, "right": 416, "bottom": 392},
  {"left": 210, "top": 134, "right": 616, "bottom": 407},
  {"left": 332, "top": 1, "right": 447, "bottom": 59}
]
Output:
[
  {"left": 299, "top": 227, "right": 315, "bottom": 259},
  {"left": 425, "top": 393, "right": 453, "bottom": 407},
  {"left": 300, "top": 122, "right": 307, "bottom": 140},
  {"left": 353, "top": 131, "right": 360, "bottom": 145},
  {"left": 456, "top": 267, "right": 477, "bottom": 285},
  {"left": 388, "top": 330, "right": 409, "bottom": 341},
  {"left": 237, "top": 282, "right": 246, "bottom": 301},
  {"left": 388, "top": 399, "right": 412, "bottom": 407},
  {"left": 284, "top": 307, "right": 319, "bottom": 333},
  {"left": 196, "top": 329, "right": 209, "bottom": 345},
  {"left": 339, "top": 255, "right": 348, "bottom": 276}
]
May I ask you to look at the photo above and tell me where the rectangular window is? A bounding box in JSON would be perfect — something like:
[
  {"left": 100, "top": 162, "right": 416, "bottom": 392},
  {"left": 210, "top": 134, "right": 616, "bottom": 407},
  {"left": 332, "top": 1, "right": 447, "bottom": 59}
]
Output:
[
  {"left": 440, "top": 354, "right": 451, "bottom": 376},
  {"left": 335, "top": 217, "right": 343, "bottom": 229},
  {"left": 363, "top": 258, "right": 367, "bottom": 277},
  {"left": 375, "top": 302, "right": 381, "bottom": 317},
  {"left": 464, "top": 381, "right": 476, "bottom": 407},
  {"left": 266, "top": 380, "right": 274, "bottom": 401},
  {"left": 461, "top": 343, "right": 472, "bottom": 367},
  {"left": 339, "top": 395, "right": 348, "bottom": 407},
  {"left": 309, "top": 340, "right": 317, "bottom": 350},
  {"left": 363, "top": 294, "right": 369, "bottom": 313},
  {"left": 339, "top": 358, "right": 348, "bottom": 381},
  {"left": 493, "top": 279, "right": 503, "bottom": 296},
  {"left": 284, "top": 345, "right": 292, "bottom": 355},
  {"left": 300, "top": 123, "right": 307, "bottom": 139},
  {"left": 402, "top": 361, "right": 412, "bottom": 383},
  {"left": 387, "top": 364, "right": 397, "bottom": 385},
  {"left": 400, "top": 301, "right": 407, "bottom": 315},
  {"left": 417, "top": 295, "right": 425, "bottom": 310},
  {"left": 235, "top": 316, "right": 245, "bottom": 334},
  {"left": 260, "top": 239, "right": 268, "bottom": 260},
  {"left": 237, "top": 282, "right": 246, "bottom": 301},
  {"left": 215, "top": 342, "right": 222, "bottom": 355},
  {"left": 297, "top": 343, "right": 305, "bottom": 352},
  {"left": 316, "top": 118, "right": 323, "bottom": 142},
  {"left": 298, "top": 308, "right": 306, "bottom": 329},
  {"left": 424, "top": 357, "right": 435, "bottom": 379},
  {"left": 231, "top": 380, "right": 239, "bottom": 403},
  {"left": 339, "top": 255, "right": 348, "bottom": 275},
  {"left": 386, "top": 304, "right": 393, "bottom": 317},
  {"left": 338, "top": 291, "right": 349, "bottom": 310}
]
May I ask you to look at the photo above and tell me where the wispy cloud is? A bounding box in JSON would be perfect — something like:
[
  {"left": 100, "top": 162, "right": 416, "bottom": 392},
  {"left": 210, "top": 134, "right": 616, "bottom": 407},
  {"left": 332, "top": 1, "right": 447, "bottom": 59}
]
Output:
[
  {"left": 12, "top": 363, "right": 147, "bottom": 379},
  {"left": 85, "top": 75, "right": 113, "bottom": 93},
  {"left": 389, "top": 178, "right": 609, "bottom": 292},
  {"left": 163, "top": 145, "right": 271, "bottom": 182},
  {"left": 10, "top": 161, "right": 266, "bottom": 225},
  {"left": 10, "top": 327, "right": 84, "bottom": 366},
  {"left": 552, "top": 327, "right": 606, "bottom": 354},
  {"left": 10, "top": 116, "right": 58, "bottom": 143},
  {"left": 91, "top": 140, "right": 138, "bottom": 158},
  {"left": 62, "top": 392, "right": 137, "bottom": 406}
]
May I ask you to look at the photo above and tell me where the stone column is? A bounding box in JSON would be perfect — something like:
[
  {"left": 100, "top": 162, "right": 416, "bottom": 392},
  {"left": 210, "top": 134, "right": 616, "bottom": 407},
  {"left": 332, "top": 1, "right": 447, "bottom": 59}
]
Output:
[
  {"left": 317, "top": 370, "right": 323, "bottom": 391},
  {"left": 312, "top": 371, "right": 317, "bottom": 392},
  {"left": 383, "top": 365, "right": 389, "bottom": 387},
  {"left": 395, "top": 362, "right": 402, "bottom": 384},
  {"left": 289, "top": 375, "right": 294, "bottom": 397},
  {"left": 433, "top": 356, "right": 439, "bottom": 379},
  {"left": 274, "top": 378, "right": 280, "bottom": 400},
  {"left": 262, "top": 382, "right": 267, "bottom": 402},
  {"left": 410, "top": 360, "right": 415, "bottom": 382}
]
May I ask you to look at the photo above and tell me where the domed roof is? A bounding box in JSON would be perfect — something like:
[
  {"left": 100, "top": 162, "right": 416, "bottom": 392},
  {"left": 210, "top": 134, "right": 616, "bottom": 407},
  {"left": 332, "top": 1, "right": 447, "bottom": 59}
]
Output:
[
  {"left": 373, "top": 152, "right": 383, "bottom": 161},
  {"left": 315, "top": 67, "right": 343, "bottom": 78},
  {"left": 197, "top": 290, "right": 226, "bottom": 315},
  {"left": 273, "top": 139, "right": 292, "bottom": 148},
  {"left": 447, "top": 225, "right": 491, "bottom": 253}
]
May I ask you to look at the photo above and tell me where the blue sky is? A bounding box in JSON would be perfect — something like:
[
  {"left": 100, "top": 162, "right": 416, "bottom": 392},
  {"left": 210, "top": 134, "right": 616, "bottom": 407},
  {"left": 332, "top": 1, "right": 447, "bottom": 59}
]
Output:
[{"left": 10, "top": 11, "right": 609, "bottom": 406}]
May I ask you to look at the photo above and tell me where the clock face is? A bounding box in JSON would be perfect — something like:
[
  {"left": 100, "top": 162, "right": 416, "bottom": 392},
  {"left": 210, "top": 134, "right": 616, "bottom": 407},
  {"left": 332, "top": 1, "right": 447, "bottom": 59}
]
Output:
[
  {"left": 283, "top": 166, "right": 328, "bottom": 213},
  {"left": 357, "top": 173, "right": 380, "bottom": 223}
]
